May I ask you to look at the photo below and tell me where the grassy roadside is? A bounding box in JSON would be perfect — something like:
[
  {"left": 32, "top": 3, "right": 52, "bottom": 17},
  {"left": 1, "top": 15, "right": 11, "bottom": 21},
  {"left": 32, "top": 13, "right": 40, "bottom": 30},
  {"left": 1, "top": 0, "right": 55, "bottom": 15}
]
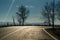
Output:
[{"left": 45, "top": 28, "right": 60, "bottom": 40}]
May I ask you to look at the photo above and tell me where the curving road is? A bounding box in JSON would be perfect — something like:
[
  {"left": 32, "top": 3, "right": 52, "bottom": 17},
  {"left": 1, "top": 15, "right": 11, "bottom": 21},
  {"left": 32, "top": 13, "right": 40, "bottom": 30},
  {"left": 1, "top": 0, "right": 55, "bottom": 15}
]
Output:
[{"left": 0, "top": 26, "right": 54, "bottom": 40}]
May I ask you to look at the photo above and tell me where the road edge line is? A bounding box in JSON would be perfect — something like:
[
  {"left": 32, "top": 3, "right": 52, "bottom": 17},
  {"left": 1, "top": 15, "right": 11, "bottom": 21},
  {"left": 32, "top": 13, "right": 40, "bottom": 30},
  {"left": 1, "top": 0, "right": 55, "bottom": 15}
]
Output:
[{"left": 43, "top": 28, "right": 58, "bottom": 40}]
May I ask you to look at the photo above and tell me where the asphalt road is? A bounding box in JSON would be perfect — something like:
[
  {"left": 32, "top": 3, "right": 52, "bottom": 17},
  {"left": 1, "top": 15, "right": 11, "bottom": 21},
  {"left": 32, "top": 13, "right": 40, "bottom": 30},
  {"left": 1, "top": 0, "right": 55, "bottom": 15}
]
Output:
[{"left": 0, "top": 26, "right": 54, "bottom": 40}]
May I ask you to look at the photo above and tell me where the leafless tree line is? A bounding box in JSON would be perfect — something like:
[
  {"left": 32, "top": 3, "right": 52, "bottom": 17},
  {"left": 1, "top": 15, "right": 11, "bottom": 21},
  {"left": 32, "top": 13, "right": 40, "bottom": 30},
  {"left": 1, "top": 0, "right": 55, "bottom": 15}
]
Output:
[{"left": 42, "top": 1, "right": 60, "bottom": 31}]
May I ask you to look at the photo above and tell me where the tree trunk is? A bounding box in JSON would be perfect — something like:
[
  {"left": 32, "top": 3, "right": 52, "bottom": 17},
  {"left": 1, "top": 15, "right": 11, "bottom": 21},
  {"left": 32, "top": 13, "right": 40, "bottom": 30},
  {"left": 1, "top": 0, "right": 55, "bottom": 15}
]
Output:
[
  {"left": 52, "top": 0, "right": 55, "bottom": 32},
  {"left": 48, "top": 18, "right": 51, "bottom": 26},
  {"left": 48, "top": 12, "right": 51, "bottom": 26},
  {"left": 22, "top": 19, "right": 24, "bottom": 26}
]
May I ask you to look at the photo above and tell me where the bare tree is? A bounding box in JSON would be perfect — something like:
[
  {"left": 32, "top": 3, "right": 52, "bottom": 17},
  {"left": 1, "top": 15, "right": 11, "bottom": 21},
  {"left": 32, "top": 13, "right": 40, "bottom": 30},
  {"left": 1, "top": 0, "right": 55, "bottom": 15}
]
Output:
[
  {"left": 7, "top": 22, "right": 9, "bottom": 26},
  {"left": 16, "top": 12, "right": 22, "bottom": 25},
  {"left": 42, "top": 1, "right": 56, "bottom": 32},
  {"left": 16, "top": 5, "right": 29, "bottom": 26},
  {"left": 42, "top": 0, "right": 60, "bottom": 32},
  {"left": 56, "top": 1, "right": 60, "bottom": 20},
  {"left": 42, "top": 2, "right": 51, "bottom": 26}
]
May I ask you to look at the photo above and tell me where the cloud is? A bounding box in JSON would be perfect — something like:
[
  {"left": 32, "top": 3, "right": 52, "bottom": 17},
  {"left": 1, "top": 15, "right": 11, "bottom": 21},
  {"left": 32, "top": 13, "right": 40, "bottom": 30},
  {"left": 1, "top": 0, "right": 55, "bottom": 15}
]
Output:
[
  {"left": 30, "top": 5, "right": 34, "bottom": 8},
  {"left": 25, "top": 5, "right": 29, "bottom": 7},
  {"left": 16, "top": 5, "right": 34, "bottom": 8},
  {"left": 25, "top": 5, "right": 34, "bottom": 8},
  {"left": 0, "top": 20, "right": 13, "bottom": 22},
  {"left": 25, "top": 18, "right": 44, "bottom": 23},
  {"left": 16, "top": 5, "right": 19, "bottom": 8},
  {"left": 0, "top": 20, "right": 18, "bottom": 23}
]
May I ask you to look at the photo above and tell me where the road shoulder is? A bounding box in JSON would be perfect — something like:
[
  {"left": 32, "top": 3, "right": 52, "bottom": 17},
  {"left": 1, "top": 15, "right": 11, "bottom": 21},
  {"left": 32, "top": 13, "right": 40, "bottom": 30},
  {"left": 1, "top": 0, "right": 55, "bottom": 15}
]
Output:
[{"left": 43, "top": 28, "right": 58, "bottom": 40}]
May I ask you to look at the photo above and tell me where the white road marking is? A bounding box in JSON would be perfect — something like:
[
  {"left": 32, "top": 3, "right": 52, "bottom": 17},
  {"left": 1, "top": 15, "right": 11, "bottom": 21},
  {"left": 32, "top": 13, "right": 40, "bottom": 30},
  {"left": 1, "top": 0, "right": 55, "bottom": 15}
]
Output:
[
  {"left": 0, "top": 27, "right": 26, "bottom": 40},
  {"left": 43, "top": 28, "right": 58, "bottom": 40}
]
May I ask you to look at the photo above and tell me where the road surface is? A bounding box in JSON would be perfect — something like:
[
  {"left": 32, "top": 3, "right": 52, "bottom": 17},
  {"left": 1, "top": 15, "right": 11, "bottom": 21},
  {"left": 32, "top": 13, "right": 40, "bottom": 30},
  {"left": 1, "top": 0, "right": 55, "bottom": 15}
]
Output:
[{"left": 0, "top": 26, "right": 54, "bottom": 40}]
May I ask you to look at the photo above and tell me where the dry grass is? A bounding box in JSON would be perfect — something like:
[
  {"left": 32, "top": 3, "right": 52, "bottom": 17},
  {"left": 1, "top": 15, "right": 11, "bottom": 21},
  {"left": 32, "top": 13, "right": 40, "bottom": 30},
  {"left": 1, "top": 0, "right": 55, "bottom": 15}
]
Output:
[{"left": 45, "top": 28, "right": 60, "bottom": 40}]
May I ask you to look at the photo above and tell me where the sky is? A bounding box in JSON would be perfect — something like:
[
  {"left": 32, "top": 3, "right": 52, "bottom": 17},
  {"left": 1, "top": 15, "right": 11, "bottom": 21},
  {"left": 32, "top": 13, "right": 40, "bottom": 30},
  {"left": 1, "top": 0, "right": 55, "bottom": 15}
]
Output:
[{"left": 0, "top": 0, "right": 60, "bottom": 24}]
